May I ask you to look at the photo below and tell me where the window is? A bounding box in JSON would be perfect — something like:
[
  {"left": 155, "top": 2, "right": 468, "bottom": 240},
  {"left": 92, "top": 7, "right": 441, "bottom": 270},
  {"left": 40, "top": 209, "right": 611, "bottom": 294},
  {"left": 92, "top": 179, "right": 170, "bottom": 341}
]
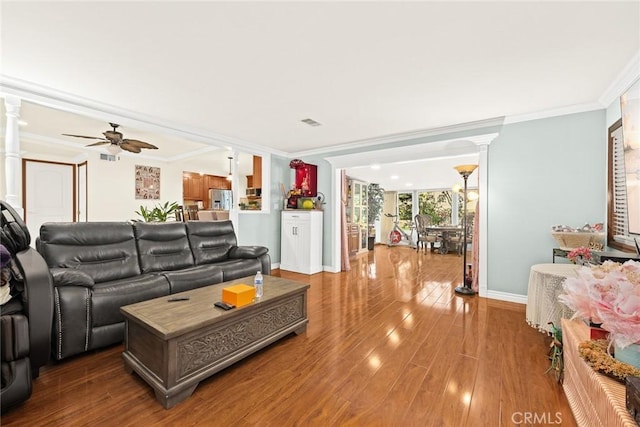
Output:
[
  {"left": 397, "top": 193, "right": 413, "bottom": 230},
  {"left": 417, "top": 190, "right": 452, "bottom": 225},
  {"left": 416, "top": 190, "right": 477, "bottom": 225},
  {"left": 607, "top": 118, "right": 638, "bottom": 251}
]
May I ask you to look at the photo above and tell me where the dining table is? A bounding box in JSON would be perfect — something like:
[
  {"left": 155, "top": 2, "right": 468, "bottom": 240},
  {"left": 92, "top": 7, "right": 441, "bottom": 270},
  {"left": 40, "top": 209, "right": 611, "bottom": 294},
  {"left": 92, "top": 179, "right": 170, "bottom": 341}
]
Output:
[{"left": 425, "top": 225, "right": 462, "bottom": 254}]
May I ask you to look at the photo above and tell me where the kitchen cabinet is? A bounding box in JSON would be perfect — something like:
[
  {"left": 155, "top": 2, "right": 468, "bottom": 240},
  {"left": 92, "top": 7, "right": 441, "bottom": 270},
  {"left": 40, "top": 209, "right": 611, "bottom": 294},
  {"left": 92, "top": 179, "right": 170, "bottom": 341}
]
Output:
[
  {"left": 252, "top": 155, "right": 262, "bottom": 189},
  {"left": 183, "top": 173, "right": 204, "bottom": 200},
  {"left": 183, "top": 172, "right": 231, "bottom": 207},
  {"left": 280, "top": 210, "right": 323, "bottom": 274}
]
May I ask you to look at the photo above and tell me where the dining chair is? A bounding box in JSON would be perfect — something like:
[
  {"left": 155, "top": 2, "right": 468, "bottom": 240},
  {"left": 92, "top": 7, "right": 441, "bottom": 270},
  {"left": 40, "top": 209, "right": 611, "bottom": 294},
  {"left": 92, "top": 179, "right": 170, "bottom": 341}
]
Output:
[{"left": 414, "top": 214, "right": 442, "bottom": 253}]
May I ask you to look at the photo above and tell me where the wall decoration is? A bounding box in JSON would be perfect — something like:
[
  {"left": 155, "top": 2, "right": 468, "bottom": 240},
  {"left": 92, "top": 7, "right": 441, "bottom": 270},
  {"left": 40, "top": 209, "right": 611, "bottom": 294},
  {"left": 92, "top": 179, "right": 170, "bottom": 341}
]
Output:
[{"left": 135, "top": 165, "right": 160, "bottom": 199}]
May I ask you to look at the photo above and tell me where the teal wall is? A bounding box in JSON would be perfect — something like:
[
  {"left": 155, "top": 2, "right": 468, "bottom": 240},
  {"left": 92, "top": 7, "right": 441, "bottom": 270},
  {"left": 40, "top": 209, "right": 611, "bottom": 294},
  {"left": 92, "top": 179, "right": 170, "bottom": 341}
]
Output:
[
  {"left": 487, "top": 110, "right": 606, "bottom": 295},
  {"left": 241, "top": 111, "right": 608, "bottom": 298},
  {"left": 237, "top": 154, "right": 290, "bottom": 264}
]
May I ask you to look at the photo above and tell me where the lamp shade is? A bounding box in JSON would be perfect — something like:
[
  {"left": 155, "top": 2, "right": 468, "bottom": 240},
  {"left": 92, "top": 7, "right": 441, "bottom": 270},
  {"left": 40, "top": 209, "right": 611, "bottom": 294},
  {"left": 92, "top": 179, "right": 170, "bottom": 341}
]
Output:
[
  {"left": 106, "top": 144, "right": 122, "bottom": 155},
  {"left": 453, "top": 164, "right": 478, "bottom": 177}
]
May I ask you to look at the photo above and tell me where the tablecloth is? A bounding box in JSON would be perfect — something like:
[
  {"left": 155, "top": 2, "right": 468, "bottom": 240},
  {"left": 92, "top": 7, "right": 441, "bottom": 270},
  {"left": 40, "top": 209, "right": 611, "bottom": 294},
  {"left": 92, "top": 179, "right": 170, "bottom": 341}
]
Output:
[{"left": 526, "top": 263, "right": 580, "bottom": 333}]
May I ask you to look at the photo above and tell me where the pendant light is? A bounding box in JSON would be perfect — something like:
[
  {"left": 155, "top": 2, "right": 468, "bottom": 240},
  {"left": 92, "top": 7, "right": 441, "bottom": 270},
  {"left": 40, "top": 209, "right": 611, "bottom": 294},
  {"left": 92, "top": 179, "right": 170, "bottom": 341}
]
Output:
[{"left": 226, "top": 156, "right": 233, "bottom": 181}]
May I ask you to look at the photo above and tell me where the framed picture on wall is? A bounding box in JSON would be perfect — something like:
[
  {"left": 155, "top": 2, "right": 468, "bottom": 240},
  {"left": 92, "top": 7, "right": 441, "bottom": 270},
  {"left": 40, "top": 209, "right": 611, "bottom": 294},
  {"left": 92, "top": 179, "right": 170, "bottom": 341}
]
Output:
[{"left": 135, "top": 165, "right": 160, "bottom": 199}]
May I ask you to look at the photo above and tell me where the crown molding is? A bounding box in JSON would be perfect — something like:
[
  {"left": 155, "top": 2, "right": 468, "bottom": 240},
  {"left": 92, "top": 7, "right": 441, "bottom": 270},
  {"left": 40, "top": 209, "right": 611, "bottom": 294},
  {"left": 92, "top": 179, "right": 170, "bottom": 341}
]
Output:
[
  {"left": 599, "top": 50, "right": 640, "bottom": 107},
  {"left": 290, "top": 116, "right": 505, "bottom": 158},
  {"left": 503, "top": 102, "right": 604, "bottom": 125},
  {"left": 0, "top": 75, "right": 289, "bottom": 158}
]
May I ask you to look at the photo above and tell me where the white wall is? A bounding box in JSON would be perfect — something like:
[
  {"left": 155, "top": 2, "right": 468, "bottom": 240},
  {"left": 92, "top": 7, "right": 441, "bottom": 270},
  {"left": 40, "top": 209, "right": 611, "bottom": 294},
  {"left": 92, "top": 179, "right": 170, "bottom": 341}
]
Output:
[{"left": 87, "top": 153, "right": 185, "bottom": 221}]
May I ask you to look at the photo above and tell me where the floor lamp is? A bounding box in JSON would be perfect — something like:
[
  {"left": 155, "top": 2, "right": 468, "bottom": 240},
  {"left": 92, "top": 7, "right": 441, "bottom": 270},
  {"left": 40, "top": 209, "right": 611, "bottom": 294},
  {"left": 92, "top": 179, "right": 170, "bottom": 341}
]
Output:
[{"left": 454, "top": 164, "right": 477, "bottom": 296}]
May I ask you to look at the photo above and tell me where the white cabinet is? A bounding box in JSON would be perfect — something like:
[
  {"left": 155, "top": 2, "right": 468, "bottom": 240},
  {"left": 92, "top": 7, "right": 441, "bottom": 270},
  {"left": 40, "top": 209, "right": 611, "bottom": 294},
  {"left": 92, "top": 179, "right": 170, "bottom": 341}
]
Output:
[
  {"left": 346, "top": 179, "right": 368, "bottom": 227},
  {"left": 346, "top": 178, "right": 369, "bottom": 254},
  {"left": 280, "top": 210, "right": 323, "bottom": 274}
]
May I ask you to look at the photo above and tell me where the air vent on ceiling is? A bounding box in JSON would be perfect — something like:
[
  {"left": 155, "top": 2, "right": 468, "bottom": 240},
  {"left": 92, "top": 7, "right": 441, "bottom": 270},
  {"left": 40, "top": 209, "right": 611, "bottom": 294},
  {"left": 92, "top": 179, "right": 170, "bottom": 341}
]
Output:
[
  {"left": 301, "top": 118, "right": 322, "bottom": 127},
  {"left": 100, "top": 153, "right": 117, "bottom": 162}
]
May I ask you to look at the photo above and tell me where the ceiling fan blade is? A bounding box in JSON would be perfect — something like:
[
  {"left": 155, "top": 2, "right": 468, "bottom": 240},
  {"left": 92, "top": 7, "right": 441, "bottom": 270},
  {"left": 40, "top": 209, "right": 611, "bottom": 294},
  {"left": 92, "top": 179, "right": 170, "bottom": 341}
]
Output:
[
  {"left": 119, "top": 142, "right": 142, "bottom": 153},
  {"left": 62, "top": 133, "right": 104, "bottom": 139},
  {"left": 85, "top": 140, "right": 110, "bottom": 147},
  {"left": 122, "top": 139, "right": 158, "bottom": 150}
]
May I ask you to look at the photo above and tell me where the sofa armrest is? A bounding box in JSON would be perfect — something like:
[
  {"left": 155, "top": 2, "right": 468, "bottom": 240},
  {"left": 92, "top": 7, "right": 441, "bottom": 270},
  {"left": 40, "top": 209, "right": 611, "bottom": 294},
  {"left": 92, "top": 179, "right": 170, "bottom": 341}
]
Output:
[
  {"left": 14, "top": 247, "right": 54, "bottom": 376},
  {"left": 228, "top": 246, "right": 269, "bottom": 260},
  {"left": 50, "top": 268, "right": 95, "bottom": 288}
]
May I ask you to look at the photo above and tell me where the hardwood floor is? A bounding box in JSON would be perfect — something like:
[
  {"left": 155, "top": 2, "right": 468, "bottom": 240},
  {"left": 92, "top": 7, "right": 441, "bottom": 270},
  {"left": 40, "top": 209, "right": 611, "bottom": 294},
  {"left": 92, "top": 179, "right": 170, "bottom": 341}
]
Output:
[{"left": 2, "top": 245, "right": 576, "bottom": 426}]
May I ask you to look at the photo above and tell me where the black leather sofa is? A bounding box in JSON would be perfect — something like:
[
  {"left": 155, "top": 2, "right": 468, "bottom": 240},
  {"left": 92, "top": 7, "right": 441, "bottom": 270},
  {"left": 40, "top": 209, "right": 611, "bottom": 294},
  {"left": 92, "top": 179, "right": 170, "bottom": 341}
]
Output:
[
  {"left": 1, "top": 201, "right": 53, "bottom": 413},
  {"left": 36, "top": 220, "right": 270, "bottom": 361}
]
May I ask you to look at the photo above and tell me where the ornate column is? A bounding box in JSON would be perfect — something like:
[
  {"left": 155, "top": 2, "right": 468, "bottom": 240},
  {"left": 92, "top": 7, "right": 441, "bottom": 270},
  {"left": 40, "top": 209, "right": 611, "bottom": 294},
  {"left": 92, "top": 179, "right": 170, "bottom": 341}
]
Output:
[{"left": 3, "top": 96, "right": 23, "bottom": 217}]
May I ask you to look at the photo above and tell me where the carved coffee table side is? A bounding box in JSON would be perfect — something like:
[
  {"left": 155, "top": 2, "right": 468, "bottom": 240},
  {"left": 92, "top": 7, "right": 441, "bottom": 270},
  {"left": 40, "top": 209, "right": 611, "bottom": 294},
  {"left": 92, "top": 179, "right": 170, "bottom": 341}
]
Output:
[{"left": 121, "top": 277, "right": 309, "bottom": 409}]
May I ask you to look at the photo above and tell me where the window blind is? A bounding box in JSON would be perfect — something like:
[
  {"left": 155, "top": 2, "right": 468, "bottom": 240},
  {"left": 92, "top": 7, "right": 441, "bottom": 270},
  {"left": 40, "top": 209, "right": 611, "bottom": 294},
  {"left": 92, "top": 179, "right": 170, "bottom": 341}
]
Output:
[{"left": 612, "top": 126, "right": 629, "bottom": 240}]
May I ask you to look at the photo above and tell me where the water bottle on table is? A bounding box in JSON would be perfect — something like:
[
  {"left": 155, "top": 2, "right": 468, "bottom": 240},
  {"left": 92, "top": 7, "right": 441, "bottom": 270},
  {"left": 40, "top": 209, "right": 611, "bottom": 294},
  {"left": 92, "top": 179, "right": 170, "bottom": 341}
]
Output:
[{"left": 254, "top": 271, "right": 263, "bottom": 298}]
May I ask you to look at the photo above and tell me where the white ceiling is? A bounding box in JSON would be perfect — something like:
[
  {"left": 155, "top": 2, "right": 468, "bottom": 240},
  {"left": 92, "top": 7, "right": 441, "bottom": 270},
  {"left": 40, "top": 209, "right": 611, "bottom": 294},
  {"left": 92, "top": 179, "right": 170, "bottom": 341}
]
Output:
[{"left": 1, "top": 1, "right": 639, "bottom": 184}]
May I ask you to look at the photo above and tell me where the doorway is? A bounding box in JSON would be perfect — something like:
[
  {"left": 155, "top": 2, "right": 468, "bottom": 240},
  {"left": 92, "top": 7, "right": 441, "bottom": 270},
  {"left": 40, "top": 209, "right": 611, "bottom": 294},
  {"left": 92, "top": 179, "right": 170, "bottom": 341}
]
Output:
[{"left": 23, "top": 159, "right": 75, "bottom": 240}]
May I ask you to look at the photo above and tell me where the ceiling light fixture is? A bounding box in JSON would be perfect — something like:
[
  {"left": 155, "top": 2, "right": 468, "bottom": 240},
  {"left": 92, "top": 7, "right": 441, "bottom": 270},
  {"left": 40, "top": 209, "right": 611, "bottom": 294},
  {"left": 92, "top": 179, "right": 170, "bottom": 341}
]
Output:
[
  {"left": 106, "top": 144, "right": 122, "bottom": 155},
  {"left": 390, "top": 175, "right": 399, "bottom": 180},
  {"left": 226, "top": 156, "right": 233, "bottom": 181},
  {"left": 371, "top": 164, "right": 381, "bottom": 170}
]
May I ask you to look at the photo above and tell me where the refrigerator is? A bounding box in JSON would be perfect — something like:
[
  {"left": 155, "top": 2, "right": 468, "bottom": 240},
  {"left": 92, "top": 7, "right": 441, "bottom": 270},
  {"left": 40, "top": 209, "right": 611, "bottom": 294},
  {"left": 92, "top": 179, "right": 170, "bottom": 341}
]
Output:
[{"left": 209, "top": 189, "right": 233, "bottom": 210}]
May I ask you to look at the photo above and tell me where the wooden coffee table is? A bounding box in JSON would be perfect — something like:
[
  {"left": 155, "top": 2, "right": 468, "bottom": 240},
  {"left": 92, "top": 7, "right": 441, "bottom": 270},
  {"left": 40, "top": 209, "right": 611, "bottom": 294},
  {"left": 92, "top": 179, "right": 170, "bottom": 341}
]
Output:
[{"left": 120, "top": 275, "right": 309, "bottom": 409}]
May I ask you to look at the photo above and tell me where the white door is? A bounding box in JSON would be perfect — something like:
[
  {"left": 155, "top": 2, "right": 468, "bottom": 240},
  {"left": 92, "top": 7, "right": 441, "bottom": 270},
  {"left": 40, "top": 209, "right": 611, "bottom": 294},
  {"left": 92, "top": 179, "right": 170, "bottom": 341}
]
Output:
[{"left": 25, "top": 160, "right": 75, "bottom": 241}]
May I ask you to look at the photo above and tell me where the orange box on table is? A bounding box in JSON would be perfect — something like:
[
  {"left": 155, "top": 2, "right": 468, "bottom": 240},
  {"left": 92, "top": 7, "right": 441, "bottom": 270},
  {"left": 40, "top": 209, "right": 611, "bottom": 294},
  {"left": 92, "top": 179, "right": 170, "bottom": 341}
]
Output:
[{"left": 222, "top": 284, "right": 255, "bottom": 307}]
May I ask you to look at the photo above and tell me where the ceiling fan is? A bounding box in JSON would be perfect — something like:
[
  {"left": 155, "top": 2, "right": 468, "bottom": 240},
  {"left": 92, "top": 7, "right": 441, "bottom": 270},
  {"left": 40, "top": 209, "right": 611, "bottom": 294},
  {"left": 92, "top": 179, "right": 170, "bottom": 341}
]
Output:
[{"left": 62, "top": 122, "right": 158, "bottom": 154}]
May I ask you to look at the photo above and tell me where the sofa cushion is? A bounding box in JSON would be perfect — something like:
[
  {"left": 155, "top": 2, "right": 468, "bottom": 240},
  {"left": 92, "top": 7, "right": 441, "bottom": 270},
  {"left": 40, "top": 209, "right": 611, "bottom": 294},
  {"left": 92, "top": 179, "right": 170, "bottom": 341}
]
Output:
[
  {"left": 214, "top": 259, "right": 263, "bottom": 282},
  {"left": 161, "top": 264, "right": 224, "bottom": 294},
  {"left": 186, "top": 221, "right": 238, "bottom": 265},
  {"left": 133, "top": 222, "right": 194, "bottom": 273},
  {"left": 229, "top": 246, "right": 268, "bottom": 259},
  {"left": 38, "top": 222, "right": 140, "bottom": 283},
  {"left": 91, "top": 274, "right": 170, "bottom": 327}
]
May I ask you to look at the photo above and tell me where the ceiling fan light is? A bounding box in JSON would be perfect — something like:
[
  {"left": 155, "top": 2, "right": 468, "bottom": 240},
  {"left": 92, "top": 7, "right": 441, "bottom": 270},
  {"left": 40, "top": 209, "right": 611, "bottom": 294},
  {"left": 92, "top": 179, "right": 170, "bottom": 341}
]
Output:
[{"left": 106, "top": 144, "right": 122, "bottom": 155}]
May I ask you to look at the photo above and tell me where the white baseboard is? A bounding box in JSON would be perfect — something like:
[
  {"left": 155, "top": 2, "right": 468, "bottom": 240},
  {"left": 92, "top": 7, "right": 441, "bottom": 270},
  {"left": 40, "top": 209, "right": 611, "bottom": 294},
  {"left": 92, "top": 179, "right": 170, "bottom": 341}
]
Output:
[
  {"left": 485, "top": 290, "right": 527, "bottom": 304},
  {"left": 271, "top": 262, "right": 280, "bottom": 271},
  {"left": 323, "top": 264, "right": 340, "bottom": 273}
]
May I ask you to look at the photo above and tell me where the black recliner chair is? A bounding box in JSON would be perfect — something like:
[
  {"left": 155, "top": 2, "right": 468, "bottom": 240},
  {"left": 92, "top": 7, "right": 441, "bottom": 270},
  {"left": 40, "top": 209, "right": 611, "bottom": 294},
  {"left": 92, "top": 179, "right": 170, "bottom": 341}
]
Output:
[{"left": 0, "top": 201, "right": 53, "bottom": 413}]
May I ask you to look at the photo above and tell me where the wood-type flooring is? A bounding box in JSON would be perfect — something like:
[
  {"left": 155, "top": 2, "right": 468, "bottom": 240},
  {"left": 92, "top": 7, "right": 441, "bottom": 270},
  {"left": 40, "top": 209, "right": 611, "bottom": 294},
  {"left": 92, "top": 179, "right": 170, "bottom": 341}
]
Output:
[{"left": 1, "top": 245, "right": 576, "bottom": 426}]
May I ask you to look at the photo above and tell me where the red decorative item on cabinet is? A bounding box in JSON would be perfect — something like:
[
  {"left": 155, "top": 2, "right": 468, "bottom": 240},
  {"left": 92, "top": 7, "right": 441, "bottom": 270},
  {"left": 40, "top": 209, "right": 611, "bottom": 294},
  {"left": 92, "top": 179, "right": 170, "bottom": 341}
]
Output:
[{"left": 290, "top": 160, "right": 317, "bottom": 197}]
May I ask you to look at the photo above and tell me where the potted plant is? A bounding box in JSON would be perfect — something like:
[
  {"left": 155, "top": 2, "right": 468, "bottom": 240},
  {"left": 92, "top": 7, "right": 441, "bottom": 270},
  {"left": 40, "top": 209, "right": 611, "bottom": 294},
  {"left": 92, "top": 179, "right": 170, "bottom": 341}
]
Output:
[
  {"left": 135, "top": 201, "right": 179, "bottom": 222},
  {"left": 367, "top": 183, "right": 385, "bottom": 250}
]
